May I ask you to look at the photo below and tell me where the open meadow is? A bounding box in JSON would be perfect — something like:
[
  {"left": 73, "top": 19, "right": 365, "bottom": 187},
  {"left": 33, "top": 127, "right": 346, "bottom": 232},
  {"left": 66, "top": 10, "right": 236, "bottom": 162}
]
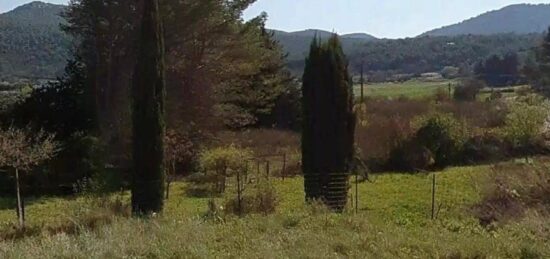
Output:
[
  {"left": 0, "top": 157, "right": 548, "bottom": 258},
  {"left": 355, "top": 79, "right": 456, "bottom": 99}
]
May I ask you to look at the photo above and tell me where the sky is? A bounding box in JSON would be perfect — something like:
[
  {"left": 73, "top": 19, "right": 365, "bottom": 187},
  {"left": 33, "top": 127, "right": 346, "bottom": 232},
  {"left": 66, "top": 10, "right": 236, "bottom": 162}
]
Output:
[{"left": 2, "top": 0, "right": 550, "bottom": 38}]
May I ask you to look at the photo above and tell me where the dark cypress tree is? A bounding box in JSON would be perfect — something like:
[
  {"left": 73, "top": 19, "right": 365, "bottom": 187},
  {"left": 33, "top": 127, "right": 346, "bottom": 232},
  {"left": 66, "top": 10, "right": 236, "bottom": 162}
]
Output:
[
  {"left": 302, "top": 35, "right": 356, "bottom": 212},
  {"left": 131, "top": 0, "right": 166, "bottom": 215}
]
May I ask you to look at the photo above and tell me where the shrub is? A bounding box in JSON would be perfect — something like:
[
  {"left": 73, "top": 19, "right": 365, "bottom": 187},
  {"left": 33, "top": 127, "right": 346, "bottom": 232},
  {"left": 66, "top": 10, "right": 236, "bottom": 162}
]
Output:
[
  {"left": 198, "top": 145, "right": 253, "bottom": 193},
  {"left": 412, "top": 113, "right": 469, "bottom": 168},
  {"left": 453, "top": 79, "right": 484, "bottom": 102},
  {"left": 388, "top": 141, "right": 434, "bottom": 171},
  {"left": 501, "top": 100, "right": 549, "bottom": 154},
  {"left": 434, "top": 88, "right": 451, "bottom": 103},
  {"left": 461, "top": 133, "right": 508, "bottom": 164},
  {"left": 356, "top": 99, "right": 430, "bottom": 168},
  {"left": 473, "top": 163, "right": 550, "bottom": 227},
  {"left": 224, "top": 179, "right": 278, "bottom": 216}
]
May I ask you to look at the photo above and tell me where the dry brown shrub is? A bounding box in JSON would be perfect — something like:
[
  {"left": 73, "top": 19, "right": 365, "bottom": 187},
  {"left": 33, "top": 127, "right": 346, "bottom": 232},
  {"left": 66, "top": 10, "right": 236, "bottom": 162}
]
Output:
[
  {"left": 356, "top": 99, "right": 431, "bottom": 167},
  {"left": 473, "top": 163, "right": 550, "bottom": 227}
]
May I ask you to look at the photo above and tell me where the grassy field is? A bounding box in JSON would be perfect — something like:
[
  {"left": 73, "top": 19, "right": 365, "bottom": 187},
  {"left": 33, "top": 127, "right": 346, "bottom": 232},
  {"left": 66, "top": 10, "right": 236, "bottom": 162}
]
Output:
[
  {"left": 355, "top": 79, "right": 455, "bottom": 99},
  {"left": 0, "top": 160, "right": 548, "bottom": 258},
  {"left": 357, "top": 79, "right": 530, "bottom": 101}
]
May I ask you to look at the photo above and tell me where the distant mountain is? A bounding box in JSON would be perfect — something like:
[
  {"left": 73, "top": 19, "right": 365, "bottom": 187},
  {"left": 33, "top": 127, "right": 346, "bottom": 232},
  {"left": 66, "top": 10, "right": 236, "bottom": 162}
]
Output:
[
  {"left": 0, "top": 1, "right": 70, "bottom": 80},
  {"left": 270, "top": 29, "right": 377, "bottom": 62},
  {"left": 0, "top": 2, "right": 545, "bottom": 81},
  {"left": 422, "top": 4, "right": 550, "bottom": 36}
]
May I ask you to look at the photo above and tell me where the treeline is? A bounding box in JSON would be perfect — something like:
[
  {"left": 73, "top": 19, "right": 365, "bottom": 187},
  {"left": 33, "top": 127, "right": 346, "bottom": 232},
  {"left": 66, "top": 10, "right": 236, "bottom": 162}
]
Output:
[
  {"left": 0, "top": 0, "right": 299, "bottom": 195},
  {"left": 282, "top": 34, "right": 541, "bottom": 79}
]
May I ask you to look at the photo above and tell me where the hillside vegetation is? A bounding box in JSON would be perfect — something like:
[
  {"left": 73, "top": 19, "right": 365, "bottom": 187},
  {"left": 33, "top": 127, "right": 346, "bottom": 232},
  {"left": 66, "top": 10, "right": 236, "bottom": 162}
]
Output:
[
  {"left": 423, "top": 4, "right": 550, "bottom": 36},
  {"left": 0, "top": 2, "right": 70, "bottom": 80},
  {"left": 1, "top": 2, "right": 548, "bottom": 80}
]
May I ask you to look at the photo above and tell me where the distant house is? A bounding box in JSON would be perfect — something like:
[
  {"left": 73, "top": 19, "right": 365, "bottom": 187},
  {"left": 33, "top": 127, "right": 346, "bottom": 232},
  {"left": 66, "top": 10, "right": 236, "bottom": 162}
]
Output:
[{"left": 421, "top": 72, "right": 442, "bottom": 78}]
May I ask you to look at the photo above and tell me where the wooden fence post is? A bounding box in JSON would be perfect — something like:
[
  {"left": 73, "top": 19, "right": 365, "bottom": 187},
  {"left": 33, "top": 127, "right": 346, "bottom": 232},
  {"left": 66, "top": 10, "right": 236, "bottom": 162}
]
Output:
[
  {"left": 431, "top": 173, "right": 436, "bottom": 220},
  {"left": 282, "top": 153, "right": 287, "bottom": 180}
]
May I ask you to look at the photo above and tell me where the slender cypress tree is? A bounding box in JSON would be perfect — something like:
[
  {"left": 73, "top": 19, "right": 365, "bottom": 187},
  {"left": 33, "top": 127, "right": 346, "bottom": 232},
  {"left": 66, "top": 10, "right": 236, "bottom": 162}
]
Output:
[
  {"left": 302, "top": 35, "right": 356, "bottom": 211},
  {"left": 131, "top": 0, "right": 166, "bottom": 215}
]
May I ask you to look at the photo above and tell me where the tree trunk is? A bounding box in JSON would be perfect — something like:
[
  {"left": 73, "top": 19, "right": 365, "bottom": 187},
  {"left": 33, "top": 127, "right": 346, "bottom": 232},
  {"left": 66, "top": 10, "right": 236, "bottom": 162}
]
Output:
[{"left": 15, "top": 168, "right": 25, "bottom": 229}]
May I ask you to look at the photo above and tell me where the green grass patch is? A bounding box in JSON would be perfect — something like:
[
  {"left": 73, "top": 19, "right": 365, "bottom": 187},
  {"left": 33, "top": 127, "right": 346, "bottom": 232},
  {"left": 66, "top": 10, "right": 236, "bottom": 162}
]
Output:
[
  {"left": 0, "top": 160, "right": 548, "bottom": 258},
  {"left": 356, "top": 79, "right": 456, "bottom": 99}
]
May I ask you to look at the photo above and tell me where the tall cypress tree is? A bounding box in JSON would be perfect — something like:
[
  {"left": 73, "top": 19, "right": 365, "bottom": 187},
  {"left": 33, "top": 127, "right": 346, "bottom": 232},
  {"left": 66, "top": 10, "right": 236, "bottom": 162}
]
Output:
[
  {"left": 131, "top": 0, "right": 166, "bottom": 215},
  {"left": 302, "top": 35, "right": 356, "bottom": 211}
]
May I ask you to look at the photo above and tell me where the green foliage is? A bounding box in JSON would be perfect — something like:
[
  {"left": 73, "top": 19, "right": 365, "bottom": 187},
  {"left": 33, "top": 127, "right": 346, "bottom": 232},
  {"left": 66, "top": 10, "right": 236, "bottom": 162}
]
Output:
[
  {"left": 131, "top": 0, "right": 166, "bottom": 215},
  {"left": 214, "top": 15, "right": 300, "bottom": 129},
  {"left": 0, "top": 2, "right": 70, "bottom": 79},
  {"left": 284, "top": 33, "right": 540, "bottom": 77},
  {"left": 199, "top": 146, "right": 253, "bottom": 175},
  {"left": 198, "top": 145, "right": 253, "bottom": 194},
  {"left": 224, "top": 178, "right": 278, "bottom": 216},
  {"left": 8, "top": 58, "right": 96, "bottom": 139},
  {"left": 413, "top": 113, "right": 469, "bottom": 168},
  {"left": 357, "top": 79, "right": 455, "bottom": 100},
  {"left": 302, "top": 35, "right": 356, "bottom": 209},
  {"left": 501, "top": 99, "right": 549, "bottom": 148},
  {"left": 528, "top": 27, "right": 550, "bottom": 96},
  {"left": 0, "top": 161, "right": 549, "bottom": 257},
  {"left": 474, "top": 53, "right": 524, "bottom": 86}
]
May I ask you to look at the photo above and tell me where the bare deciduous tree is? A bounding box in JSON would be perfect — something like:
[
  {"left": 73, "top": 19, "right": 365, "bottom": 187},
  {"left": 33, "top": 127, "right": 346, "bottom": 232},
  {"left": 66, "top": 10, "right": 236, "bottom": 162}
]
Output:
[{"left": 0, "top": 127, "right": 58, "bottom": 228}]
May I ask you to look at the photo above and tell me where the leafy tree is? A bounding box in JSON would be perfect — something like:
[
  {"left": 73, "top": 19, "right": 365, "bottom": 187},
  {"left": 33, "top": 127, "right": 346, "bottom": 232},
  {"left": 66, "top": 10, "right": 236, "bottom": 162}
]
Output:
[
  {"left": 131, "top": 0, "right": 166, "bottom": 215},
  {"left": 215, "top": 14, "right": 299, "bottom": 129},
  {"left": 0, "top": 127, "right": 58, "bottom": 228},
  {"left": 530, "top": 27, "right": 550, "bottom": 96},
  {"left": 9, "top": 58, "right": 96, "bottom": 139},
  {"left": 474, "top": 53, "right": 524, "bottom": 87},
  {"left": 301, "top": 35, "right": 356, "bottom": 211},
  {"left": 5, "top": 57, "right": 100, "bottom": 193},
  {"left": 413, "top": 113, "right": 469, "bottom": 168}
]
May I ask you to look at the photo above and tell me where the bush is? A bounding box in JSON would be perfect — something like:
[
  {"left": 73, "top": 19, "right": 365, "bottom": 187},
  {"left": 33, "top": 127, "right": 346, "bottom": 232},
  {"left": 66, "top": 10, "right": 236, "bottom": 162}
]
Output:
[
  {"left": 198, "top": 145, "right": 253, "bottom": 193},
  {"left": 473, "top": 163, "right": 550, "bottom": 227},
  {"left": 434, "top": 88, "right": 451, "bottom": 103},
  {"left": 224, "top": 179, "right": 278, "bottom": 216},
  {"left": 453, "top": 79, "right": 484, "bottom": 102},
  {"left": 388, "top": 141, "right": 434, "bottom": 171},
  {"left": 412, "top": 113, "right": 469, "bottom": 168},
  {"left": 356, "top": 99, "right": 430, "bottom": 167},
  {"left": 461, "top": 134, "right": 508, "bottom": 164},
  {"left": 501, "top": 100, "right": 549, "bottom": 153}
]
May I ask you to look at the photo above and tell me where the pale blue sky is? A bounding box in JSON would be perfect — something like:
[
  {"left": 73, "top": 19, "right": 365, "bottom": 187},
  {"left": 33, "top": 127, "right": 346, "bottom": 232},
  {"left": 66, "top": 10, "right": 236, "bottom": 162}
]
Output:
[{"left": 2, "top": 0, "right": 550, "bottom": 38}]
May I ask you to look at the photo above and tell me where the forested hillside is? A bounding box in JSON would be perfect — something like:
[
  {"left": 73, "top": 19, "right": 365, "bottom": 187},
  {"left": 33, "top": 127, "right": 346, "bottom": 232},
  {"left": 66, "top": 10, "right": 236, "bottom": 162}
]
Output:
[
  {"left": 0, "top": 2, "right": 70, "bottom": 80},
  {"left": 0, "top": 2, "right": 547, "bottom": 80},
  {"left": 423, "top": 4, "right": 550, "bottom": 36}
]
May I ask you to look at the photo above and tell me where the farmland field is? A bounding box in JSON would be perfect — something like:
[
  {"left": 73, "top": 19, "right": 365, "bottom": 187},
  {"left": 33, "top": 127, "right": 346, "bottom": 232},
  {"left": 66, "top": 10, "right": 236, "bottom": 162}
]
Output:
[{"left": 355, "top": 79, "right": 456, "bottom": 99}]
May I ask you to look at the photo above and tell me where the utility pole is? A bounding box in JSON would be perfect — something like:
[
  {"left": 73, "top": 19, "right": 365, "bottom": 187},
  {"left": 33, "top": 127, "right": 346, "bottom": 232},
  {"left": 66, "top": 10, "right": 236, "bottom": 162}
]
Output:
[{"left": 360, "top": 61, "right": 365, "bottom": 103}]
